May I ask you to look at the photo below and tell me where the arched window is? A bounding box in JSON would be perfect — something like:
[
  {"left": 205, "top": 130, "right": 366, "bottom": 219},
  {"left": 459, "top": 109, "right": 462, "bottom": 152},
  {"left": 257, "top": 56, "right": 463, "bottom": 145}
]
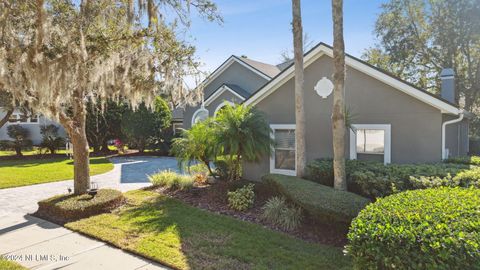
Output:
[
  {"left": 214, "top": 101, "right": 234, "bottom": 116},
  {"left": 191, "top": 108, "right": 209, "bottom": 126}
]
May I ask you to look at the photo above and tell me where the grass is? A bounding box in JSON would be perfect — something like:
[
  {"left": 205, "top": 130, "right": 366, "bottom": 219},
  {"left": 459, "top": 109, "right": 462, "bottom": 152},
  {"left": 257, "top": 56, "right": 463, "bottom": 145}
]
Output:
[
  {"left": 0, "top": 258, "right": 26, "bottom": 270},
  {"left": 66, "top": 190, "right": 351, "bottom": 270},
  {"left": 0, "top": 157, "right": 114, "bottom": 189}
]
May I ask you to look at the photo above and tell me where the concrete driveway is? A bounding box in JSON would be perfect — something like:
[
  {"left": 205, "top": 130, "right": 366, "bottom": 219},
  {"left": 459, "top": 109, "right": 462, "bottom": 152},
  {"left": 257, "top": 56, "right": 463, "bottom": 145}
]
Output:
[{"left": 0, "top": 156, "right": 178, "bottom": 270}]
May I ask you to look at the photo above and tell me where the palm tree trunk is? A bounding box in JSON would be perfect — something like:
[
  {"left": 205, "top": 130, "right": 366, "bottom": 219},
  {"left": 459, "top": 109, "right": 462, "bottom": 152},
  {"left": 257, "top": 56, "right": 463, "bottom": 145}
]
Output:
[
  {"left": 292, "top": 0, "right": 307, "bottom": 177},
  {"left": 332, "top": 0, "right": 347, "bottom": 191}
]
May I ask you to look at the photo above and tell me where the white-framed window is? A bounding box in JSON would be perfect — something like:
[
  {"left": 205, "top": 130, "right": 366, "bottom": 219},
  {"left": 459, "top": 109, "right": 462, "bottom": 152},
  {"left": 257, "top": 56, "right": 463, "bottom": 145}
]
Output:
[
  {"left": 191, "top": 108, "right": 209, "bottom": 126},
  {"left": 350, "top": 124, "right": 391, "bottom": 164},
  {"left": 214, "top": 101, "right": 234, "bottom": 116},
  {"left": 270, "top": 124, "right": 296, "bottom": 176},
  {"left": 8, "top": 113, "right": 39, "bottom": 124},
  {"left": 172, "top": 122, "right": 183, "bottom": 135}
]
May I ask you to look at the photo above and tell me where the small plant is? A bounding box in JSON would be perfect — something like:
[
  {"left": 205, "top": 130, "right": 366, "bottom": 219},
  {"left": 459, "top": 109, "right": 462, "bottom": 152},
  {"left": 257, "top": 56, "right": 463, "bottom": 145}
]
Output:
[
  {"left": 261, "top": 196, "right": 302, "bottom": 231},
  {"left": 40, "top": 124, "right": 65, "bottom": 154},
  {"left": 149, "top": 170, "right": 193, "bottom": 190},
  {"left": 227, "top": 184, "right": 255, "bottom": 211}
]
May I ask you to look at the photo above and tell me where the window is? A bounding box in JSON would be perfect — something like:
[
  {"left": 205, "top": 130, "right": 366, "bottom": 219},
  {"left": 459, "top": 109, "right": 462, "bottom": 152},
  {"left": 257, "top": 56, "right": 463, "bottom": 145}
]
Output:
[
  {"left": 356, "top": 129, "right": 384, "bottom": 154},
  {"left": 172, "top": 123, "right": 183, "bottom": 135},
  {"left": 350, "top": 124, "right": 391, "bottom": 164},
  {"left": 214, "top": 101, "right": 234, "bottom": 116},
  {"left": 7, "top": 113, "right": 39, "bottom": 124},
  {"left": 191, "top": 108, "right": 209, "bottom": 126},
  {"left": 270, "top": 124, "right": 296, "bottom": 175}
]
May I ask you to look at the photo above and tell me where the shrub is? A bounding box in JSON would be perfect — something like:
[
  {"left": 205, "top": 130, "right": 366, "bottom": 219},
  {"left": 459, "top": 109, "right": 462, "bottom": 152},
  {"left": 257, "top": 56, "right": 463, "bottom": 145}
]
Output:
[
  {"left": 346, "top": 188, "right": 480, "bottom": 269},
  {"left": 446, "top": 155, "right": 480, "bottom": 166},
  {"left": 149, "top": 170, "right": 193, "bottom": 190},
  {"left": 40, "top": 124, "right": 65, "bottom": 154},
  {"left": 261, "top": 196, "right": 302, "bottom": 231},
  {"left": 306, "top": 159, "right": 473, "bottom": 198},
  {"left": 227, "top": 184, "right": 255, "bottom": 211},
  {"left": 36, "top": 189, "right": 124, "bottom": 224},
  {"left": 2, "top": 125, "right": 33, "bottom": 156},
  {"left": 188, "top": 163, "right": 210, "bottom": 175},
  {"left": 262, "top": 174, "right": 370, "bottom": 224}
]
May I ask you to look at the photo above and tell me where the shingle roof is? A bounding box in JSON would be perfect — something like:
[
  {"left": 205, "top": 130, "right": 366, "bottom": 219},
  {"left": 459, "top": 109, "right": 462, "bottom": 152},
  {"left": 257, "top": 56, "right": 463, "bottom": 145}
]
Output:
[
  {"left": 224, "top": 84, "right": 250, "bottom": 98},
  {"left": 235, "top": 56, "right": 281, "bottom": 78}
]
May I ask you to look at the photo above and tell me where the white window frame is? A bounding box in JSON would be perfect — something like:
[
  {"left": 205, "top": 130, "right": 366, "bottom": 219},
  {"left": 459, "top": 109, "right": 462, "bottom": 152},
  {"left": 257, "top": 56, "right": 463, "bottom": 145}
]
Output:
[
  {"left": 270, "top": 124, "right": 296, "bottom": 176},
  {"left": 172, "top": 122, "right": 183, "bottom": 135},
  {"left": 7, "top": 113, "right": 39, "bottom": 125},
  {"left": 191, "top": 108, "right": 209, "bottom": 126},
  {"left": 350, "top": 124, "right": 391, "bottom": 164},
  {"left": 214, "top": 101, "right": 234, "bottom": 116}
]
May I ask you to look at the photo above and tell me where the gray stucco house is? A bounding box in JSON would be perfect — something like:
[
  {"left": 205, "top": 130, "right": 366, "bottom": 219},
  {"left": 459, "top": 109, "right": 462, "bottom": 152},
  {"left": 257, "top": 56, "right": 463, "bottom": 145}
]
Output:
[
  {"left": 184, "top": 42, "right": 470, "bottom": 181},
  {"left": 0, "top": 109, "right": 67, "bottom": 145}
]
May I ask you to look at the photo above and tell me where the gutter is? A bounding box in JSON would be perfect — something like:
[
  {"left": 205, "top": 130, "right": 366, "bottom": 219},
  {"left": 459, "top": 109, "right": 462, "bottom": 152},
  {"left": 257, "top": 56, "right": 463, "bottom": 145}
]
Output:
[{"left": 442, "top": 109, "right": 464, "bottom": 160}]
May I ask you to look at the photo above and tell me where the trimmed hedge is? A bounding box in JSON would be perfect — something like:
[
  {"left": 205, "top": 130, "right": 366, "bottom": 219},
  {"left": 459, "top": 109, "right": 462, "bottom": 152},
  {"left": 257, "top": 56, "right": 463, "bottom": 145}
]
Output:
[
  {"left": 346, "top": 188, "right": 480, "bottom": 269},
  {"left": 262, "top": 174, "right": 370, "bottom": 224},
  {"left": 446, "top": 155, "right": 480, "bottom": 166},
  {"left": 36, "top": 189, "right": 124, "bottom": 224},
  {"left": 306, "top": 159, "right": 474, "bottom": 198}
]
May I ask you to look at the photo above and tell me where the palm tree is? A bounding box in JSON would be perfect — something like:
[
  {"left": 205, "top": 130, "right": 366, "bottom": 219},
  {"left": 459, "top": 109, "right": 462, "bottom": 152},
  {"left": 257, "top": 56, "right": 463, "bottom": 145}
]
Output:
[
  {"left": 331, "top": 0, "right": 347, "bottom": 190},
  {"left": 215, "top": 104, "right": 274, "bottom": 181},
  {"left": 291, "top": 0, "right": 307, "bottom": 177},
  {"left": 171, "top": 118, "right": 218, "bottom": 176}
]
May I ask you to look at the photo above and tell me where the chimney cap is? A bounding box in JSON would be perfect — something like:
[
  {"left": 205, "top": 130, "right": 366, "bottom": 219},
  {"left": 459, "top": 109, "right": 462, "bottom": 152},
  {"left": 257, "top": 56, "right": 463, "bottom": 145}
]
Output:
[{"left": 440, "top": 68, "right": 455, "bottom": 78}]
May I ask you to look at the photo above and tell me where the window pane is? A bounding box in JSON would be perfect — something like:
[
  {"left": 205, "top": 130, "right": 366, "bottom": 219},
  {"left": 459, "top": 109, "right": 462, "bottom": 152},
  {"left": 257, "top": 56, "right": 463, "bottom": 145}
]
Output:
[
  {"left": 193, "top": 110, "right": 208, "bottom": 124},
  {"left": 275, "top": 129, "right": 295, "bottom": 149},
  {"left": 275, "top": 149, "right": 295, "bottom": 170},
  {"left": 8, "top": 114, "right": 18, "bottom": 123},
  {"left": 356, "top": 129, "right": 365, "bottom": 152},
  {"left": 30, "top": 115, "right": 38, "bottom": 123},
  {"left": 356, "top": 129, "right": 384, "bottom": 154}
]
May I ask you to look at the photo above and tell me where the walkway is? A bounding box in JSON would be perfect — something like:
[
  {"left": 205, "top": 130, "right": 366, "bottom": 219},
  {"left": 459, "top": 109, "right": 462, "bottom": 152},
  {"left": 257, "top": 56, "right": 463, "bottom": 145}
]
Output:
[{"left": 0, "top": 156, "right": 179, "bottom": 270}]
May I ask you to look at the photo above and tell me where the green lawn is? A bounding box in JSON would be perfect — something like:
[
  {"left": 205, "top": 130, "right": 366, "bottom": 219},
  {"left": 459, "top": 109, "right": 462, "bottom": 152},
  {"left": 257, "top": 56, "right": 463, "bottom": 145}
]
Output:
[
  {"left": 66, "top": 190, "right": 351, "bottom": 270},
  {"left": 0, "top": 157, "right": 114, "bottom": 189},
  {"left": 0, "top": 258, "right": 26, "bottom": 270}
]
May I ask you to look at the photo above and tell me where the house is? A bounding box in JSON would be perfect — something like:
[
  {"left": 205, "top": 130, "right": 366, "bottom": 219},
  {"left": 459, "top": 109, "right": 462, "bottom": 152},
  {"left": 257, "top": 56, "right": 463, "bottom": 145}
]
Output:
[
  {"left": 0, "top": 109, "right": 66, "bottom": 145},
  {"left": 185, "top": 42, "right": 470, "bottom": 181}
]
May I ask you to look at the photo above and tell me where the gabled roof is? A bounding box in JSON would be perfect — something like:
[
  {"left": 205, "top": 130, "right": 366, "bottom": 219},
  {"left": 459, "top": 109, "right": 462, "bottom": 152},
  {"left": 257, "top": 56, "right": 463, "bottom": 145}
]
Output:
[
  {"left": 244, "top": 42, "right": 461, "bottom": 115},
  {"left": 204, "top": 84, "right": 248, "bottom": 106},
  {"left": 235, "top": 56, "right": 281, "bottom": 78}
]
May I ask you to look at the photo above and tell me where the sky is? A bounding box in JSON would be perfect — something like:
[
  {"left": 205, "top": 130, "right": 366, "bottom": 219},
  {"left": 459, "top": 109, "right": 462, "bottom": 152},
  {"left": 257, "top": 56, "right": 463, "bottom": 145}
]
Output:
[{"left": 181, "top": 0, "right": 388, "bottom": 74}]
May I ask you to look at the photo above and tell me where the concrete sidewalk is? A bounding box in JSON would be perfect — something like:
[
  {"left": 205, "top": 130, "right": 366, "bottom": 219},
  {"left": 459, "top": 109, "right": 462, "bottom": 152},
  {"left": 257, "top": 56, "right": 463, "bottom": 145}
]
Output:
[{"left": 0, "top": 214, "right": 168, "bottom": 269}]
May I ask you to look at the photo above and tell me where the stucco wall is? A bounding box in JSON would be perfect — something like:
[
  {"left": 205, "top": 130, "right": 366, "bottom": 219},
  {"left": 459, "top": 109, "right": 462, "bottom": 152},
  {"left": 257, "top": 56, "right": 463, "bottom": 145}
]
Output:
[
  {"left": 184, "top": 60, "right": 269, "bottom": 129},
  {"left": 243, "top": 55, "right": 447, "bottom": 181},
  {"left": 0, "top": 109, "right": 66, "bottom": 145},
  {"left": 443, "top": 115, "right": 469, "bottom": 157}
]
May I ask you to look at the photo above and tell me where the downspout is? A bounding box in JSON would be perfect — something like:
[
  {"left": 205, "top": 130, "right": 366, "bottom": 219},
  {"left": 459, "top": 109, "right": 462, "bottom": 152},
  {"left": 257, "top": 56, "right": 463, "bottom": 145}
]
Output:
[{"left": 442, "top": 110, "right": 464, "bottom": 160}]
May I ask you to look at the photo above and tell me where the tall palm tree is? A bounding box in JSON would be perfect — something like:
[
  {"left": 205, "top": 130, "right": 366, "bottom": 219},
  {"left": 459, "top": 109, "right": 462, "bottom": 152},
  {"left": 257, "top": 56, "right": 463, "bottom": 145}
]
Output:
[
  {"left": 291, "top": 0, "right": 307, "bottom": 177},
  {"left": 215, "top": 104, "right": 273, "bottom": 181},
  {"left": 331, "top": 0, "right": 347, "bottom": 190}
]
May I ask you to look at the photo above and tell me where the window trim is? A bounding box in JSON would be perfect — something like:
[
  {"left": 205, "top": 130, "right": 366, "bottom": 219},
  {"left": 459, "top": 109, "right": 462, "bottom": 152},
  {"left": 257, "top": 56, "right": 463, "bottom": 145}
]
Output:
[
  {"left": 7, "top": 113, "right": 40, "bottom": 125},
  {"left": 191, "top": 108, "right": 209, "bottom": 126},
  {"left": 214, "top": 101, "right": 234, "bottom": 116},
  {"left": 270, "top": 124, "right": 296, "bottom": 176},
  {"left": 172, "top": 122, "right": 183, "bottom": 135},
  {"left": 349, "top": 124, "right": 391, "bottom": 164}
]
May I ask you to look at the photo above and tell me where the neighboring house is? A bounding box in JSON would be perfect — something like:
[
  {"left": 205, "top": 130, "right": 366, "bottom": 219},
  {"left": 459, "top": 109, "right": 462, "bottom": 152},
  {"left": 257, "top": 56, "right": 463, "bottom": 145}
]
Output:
[
  {"left": 0, "top": 109, "right": 66, "bottom": 145},
  {"left": 185, "top": 42, "right": 470, "bottom": 181}
]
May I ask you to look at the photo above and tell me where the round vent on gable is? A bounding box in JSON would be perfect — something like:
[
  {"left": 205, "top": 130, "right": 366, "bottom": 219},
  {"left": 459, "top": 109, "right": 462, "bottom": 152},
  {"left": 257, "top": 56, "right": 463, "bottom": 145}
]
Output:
[{"left": 314, "top": 77, "right": 334, "bottom": 98}]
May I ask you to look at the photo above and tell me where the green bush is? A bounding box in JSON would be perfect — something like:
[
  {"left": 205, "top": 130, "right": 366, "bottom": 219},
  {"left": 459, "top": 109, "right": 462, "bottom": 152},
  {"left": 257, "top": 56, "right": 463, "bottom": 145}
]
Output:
[
  {"left": 306, "top": 159, "right": 473, "bottom": 198},
  {"left": 261, "top": 196, "right": 302, "bottom": 231},
  {"left": 40, "top": 124, "right": 65, "bottom": 154},
  {"left": 346, "top": 188, "right": 480, "bottom": 269},
  {"left": 446, "top": 155, "right": 480, "bottom": 165},
  {"left": 188, "top": 163, "right": 209, "bottom": 175},
  {"left": 227, "top": 184, "right": 255, "bottom": 211},
  {"left": 262, "top": 174, "right": 370, "bottom": 224},
  {"left": 36, "top": 189, "right": 124, "bottom": 224},
  {"left": 1, "top": 125, "right": 33, "bottom": 156},
  {"left": 149, "top": 170, "right": 193, "bottom": 190}
]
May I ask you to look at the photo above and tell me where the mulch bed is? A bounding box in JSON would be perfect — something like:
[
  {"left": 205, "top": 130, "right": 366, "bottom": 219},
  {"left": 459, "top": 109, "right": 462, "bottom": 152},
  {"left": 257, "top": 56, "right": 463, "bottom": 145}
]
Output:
[{"left": 155, "top": 180, "right": 349, "bottom": 247}]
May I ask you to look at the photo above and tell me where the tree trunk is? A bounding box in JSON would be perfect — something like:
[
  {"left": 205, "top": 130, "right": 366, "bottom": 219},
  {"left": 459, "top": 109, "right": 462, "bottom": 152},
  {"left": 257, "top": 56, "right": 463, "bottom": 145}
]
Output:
[
  {"left": 292, "top": 0, "right": 307, "bottom": 177},
  {"left": 15, "top": 147, "right": 22, "bottom": 157},
  {"left": 331, "top": 0, "right": 347, "bottom": 191},
  {"left": 100, "top": 139, "right": 109, "bottom": 152},
  {"left": 0, "top": 109, "right": 13, "bottom": 129}
]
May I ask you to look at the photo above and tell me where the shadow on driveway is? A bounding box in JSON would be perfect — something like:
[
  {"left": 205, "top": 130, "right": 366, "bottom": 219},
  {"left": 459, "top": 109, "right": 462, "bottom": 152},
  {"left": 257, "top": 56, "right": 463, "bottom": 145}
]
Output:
[{"left": 111, "top": 156, "right": 181, "bottom": 184}]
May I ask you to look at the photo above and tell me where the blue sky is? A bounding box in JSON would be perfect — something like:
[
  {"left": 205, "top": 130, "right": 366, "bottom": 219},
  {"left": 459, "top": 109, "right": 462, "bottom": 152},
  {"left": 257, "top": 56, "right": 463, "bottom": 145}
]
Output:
[{"left": 182, "top": 0, "right": 388, "bottom": 73}]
